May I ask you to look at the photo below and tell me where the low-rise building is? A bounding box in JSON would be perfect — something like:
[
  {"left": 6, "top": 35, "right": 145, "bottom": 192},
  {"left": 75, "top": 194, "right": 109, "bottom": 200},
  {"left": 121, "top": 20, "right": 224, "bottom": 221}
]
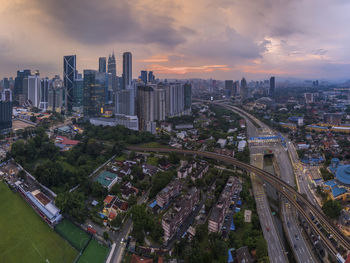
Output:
[
  {"left": 94, "top": 171, "right": 121, "bottom": 191},
  {"left": 238, "top": 140, "right": 247, "bottom": 152},
  {"left": 156, "top": 179, "right": 182, "bottom": 208},
  {"left": 208, "top": 176, "right": 239, "bottom": 233},
  {"left": 162, "top": 187, "right": 200, "bottom": 242},
  {"left": 102, "top": 194, "right": 129, "bottom": 220}
]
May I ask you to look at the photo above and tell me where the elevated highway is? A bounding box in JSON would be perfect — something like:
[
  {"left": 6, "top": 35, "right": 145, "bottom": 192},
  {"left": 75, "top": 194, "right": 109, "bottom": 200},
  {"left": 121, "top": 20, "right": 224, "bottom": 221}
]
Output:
[{"left": 127, "top": 146, "right": 350, "bottom": 258}]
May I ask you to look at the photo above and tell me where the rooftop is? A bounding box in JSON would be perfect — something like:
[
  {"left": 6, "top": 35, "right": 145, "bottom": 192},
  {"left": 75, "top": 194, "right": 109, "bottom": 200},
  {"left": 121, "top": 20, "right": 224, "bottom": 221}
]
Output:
[
  {"left": 335, "top": 165, "right": 350, "bottom": 185},
  {"left": 95, "top": 171, "right": 118, "bottom": 187}
]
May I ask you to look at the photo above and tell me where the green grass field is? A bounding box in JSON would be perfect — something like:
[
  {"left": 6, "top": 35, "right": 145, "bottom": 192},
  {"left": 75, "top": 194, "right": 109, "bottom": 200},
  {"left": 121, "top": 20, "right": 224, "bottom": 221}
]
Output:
[
  {"left": 77, "top": 239, "right": 109, "bottom": 263},
  {"left": 55, "top": 219, "right": 90, "bottom": 251},
  {"left": 0, "top": 182, "right": 78, "bottom": 263}
]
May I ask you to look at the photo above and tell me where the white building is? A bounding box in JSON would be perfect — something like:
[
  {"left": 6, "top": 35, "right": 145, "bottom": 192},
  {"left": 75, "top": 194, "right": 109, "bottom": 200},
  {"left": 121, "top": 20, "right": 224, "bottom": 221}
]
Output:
[
  {"left": 238, "top": 140, "right": 247, "bottom": 151},
  {"left": 90, "top": 115, "right": 139, "bottom": 131},
  {"left": 217, "top": 139, "right": 227, "bottom": 148}
]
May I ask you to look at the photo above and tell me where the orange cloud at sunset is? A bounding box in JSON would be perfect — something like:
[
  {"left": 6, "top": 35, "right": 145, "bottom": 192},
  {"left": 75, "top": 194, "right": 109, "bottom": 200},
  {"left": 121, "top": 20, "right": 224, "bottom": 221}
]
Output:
[{"left": 148, "top": 64, "right": 231, "bottom": 75}]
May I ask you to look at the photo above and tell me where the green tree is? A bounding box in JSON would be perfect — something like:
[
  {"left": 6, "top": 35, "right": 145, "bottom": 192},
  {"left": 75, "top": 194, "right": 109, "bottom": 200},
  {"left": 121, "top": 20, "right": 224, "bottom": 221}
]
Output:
[
  {"left": 256, "top": 236, "right": 268, "bottom": 261},
  {"left": 322, "top": 199, "right": 342, "bottom": 219},
  {"left": 55, "top": 192, "right": 87, "bottom": 223}
]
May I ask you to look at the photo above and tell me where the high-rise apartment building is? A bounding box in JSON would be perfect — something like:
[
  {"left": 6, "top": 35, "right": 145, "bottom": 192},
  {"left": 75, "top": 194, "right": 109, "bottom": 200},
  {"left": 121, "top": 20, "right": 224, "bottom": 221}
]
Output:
[
  {"left": 164, "top": 83, "right": 184, "bottom": 117},
  {"left": 63, "top": 55, "right": 77, "bottom": 111},
  {"left": 0, "top": 89, "right": 12, "bottom": 131},
  {"left": 123, "top": 52, "right": 132, "bottom": 89},
  {"left": 184, "top": 83, "right": 192, "bottom": 112},
  {"left": 269, "top": 76, "right": 275, "bottom": 98},
  {"left": 99, "top": 57, "right": 107, "bottom": 73},
  {"left": 136, "top": 86, "right": 154, "bottom": 132},
  {"left": 154, "top": 87, "right": 166, "bottom": 121}
]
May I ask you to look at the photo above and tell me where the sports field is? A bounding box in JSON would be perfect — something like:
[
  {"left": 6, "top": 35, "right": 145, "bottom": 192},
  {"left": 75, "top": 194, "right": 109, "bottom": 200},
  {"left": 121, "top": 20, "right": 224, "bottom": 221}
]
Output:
[
  {"left": 77, "top": 239, "right": 110, "bottom": 263},
  {"left": 0, "top": 182, "right": 78, "bottom": 263},
  {"left": 55, "top": 219, "right": 90, "bottom": 251}
]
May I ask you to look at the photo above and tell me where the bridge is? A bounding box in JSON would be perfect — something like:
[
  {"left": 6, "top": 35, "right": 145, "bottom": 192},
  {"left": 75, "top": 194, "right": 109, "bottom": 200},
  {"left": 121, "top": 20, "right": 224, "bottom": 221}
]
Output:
[{"left": 127, "top": 146, "right": 350, "bottom": 258}]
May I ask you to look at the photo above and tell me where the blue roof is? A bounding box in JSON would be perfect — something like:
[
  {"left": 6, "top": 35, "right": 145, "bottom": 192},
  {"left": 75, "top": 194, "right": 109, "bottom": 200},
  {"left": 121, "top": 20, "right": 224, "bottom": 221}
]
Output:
[
  {"left": 230, "top": 219, "right": 235, "bottom": 231},
  {"left": 228, "top": 248, "right": 235, "bottom": 263},
  {"left": 149, "top": 200, "right": 157, "bottom": 208},
  {"left": 237, "top": 200, "right": 242, "bottom": 206},
  {"left": 307, "top": 125, "right": 328, "bottom": 130},
  {"left": 324, "top": 180, "right": 337, "bottom": 188},
  {"left": 332, "top": 187, "right": 347, "bottom": 198},
  {"left": 235, "top": 207, "right": 241, "bottom": 213},
  {"left": 336, "top": 165, "right": 350, "bottom": 185},
  {"left": 26, "top": 192, "right": 57, "bottom": 220},
  {"left": 249, "top": 136, "right": 279, "bottom": 140}
]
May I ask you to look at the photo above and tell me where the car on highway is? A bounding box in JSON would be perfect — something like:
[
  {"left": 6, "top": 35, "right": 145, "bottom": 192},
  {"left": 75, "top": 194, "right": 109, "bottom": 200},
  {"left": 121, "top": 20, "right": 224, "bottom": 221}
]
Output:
[
  {"left": 287, "top": 221, "right": 290, "bottom": 228},
  {"left": 266, "top": 226, "right": 270, "bottom": 232}
]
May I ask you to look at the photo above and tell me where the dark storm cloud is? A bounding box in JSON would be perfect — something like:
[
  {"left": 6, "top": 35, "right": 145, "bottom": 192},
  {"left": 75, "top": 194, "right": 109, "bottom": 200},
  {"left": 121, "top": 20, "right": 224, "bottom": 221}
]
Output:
[{"left": 30, "top": 0, "right": 193, "bottom": 47}]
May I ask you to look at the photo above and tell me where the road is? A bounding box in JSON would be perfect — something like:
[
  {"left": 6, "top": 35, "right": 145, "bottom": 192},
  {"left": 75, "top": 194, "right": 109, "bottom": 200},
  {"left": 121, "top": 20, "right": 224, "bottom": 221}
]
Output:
[
  {"left": 286, "top": 140, "right": 320, "bottom": 207},
  {"left": 243, "top": 113, "right": 287, "bottom": 262},
  {"left": 251, "top": 153, "right": 287, "bottom": 263},
  {"left": 110, "top": 191, "right": 149, "bottom": 263},
  {"left": 275, "top": 147, "right": 316, "bottom": 263}
]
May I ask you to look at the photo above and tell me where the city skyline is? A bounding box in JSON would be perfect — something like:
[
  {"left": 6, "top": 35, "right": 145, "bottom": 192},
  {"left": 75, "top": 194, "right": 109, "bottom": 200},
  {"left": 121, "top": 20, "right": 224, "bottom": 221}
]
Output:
[{"left": 0, "top": 1, "right": 350, "bottom": 80}]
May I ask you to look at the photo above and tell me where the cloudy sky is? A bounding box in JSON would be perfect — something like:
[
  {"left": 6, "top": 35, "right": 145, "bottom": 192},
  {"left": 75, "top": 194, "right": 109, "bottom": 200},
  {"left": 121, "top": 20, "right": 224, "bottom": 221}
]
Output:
[{"left": 0, "top": 0, "right": 350, "bottom": 80}]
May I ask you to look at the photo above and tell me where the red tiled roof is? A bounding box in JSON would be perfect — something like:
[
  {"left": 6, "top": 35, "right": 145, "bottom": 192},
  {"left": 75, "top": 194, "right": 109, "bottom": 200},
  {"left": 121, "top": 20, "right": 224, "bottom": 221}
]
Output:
[
  {"left": 56, "top": 136, "right": 80, "bottom": 146},
  {"left": 130, "top": 254, "right": 153, "bottom": 263},
  {"left": 104, "top": 195, "right": 115, "bottom": 204},
  {"left": 109, "top": 212, "right": 117, "bottom": 220}
]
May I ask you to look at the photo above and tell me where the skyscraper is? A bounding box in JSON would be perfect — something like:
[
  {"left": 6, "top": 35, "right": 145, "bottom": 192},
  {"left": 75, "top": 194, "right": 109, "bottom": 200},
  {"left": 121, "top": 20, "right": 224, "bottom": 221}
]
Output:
[
  {"left": 73, "top": 76, "right": 84, "bottom": 108},
  {"left": 148, "top": 71, "right": 155, "bottom": 83},
  {"left": 99, "top": 57, "right": 107, "bottom": 73},
  {"left": 23, "top": 75, "right": 41, "bottom": 107},
  {"left": 63, "top": 55, "right": 77, "bottom": 111},
  {"left": 39, "top": 78, "right": 50, "bottom": 110},
  {"left": 269, "top": 76, "right": 275, "bottom": 98},
  {"left": 83, "top": 70, "right": 107, "bottom": 117},
  {"left": 240, "top": 78, "right": 248, "bottom": 100},
  {"left": 141, "top": 70, "right": 147, "bottom": 84},
  {"left": 108, "top": 53, "right": 117, "bottom": 91},
  {"left": 225, "top": 80, "right": 234, "bottom": 97},
  {"left": 115, "top": 89, "right": 135, "bottom": 116},
  {"left": 0, "top": 89, "right": 12, "bottom": 131},
  {"left": 48, "top": 77, "right": 64, "bottom": 113},
  {"left": 123, "top": 52, "right": 132, "bottom": 89},
  {"left": 14, "top": 69, "right": 31, "bottom": 103}
]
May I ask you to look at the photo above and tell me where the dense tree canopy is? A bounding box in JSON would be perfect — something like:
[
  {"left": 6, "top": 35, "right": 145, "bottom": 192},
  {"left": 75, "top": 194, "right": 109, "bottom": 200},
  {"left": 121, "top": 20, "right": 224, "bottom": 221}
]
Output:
[{"left": 322, "top": 199, "right": 342, "bottom": 219}]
